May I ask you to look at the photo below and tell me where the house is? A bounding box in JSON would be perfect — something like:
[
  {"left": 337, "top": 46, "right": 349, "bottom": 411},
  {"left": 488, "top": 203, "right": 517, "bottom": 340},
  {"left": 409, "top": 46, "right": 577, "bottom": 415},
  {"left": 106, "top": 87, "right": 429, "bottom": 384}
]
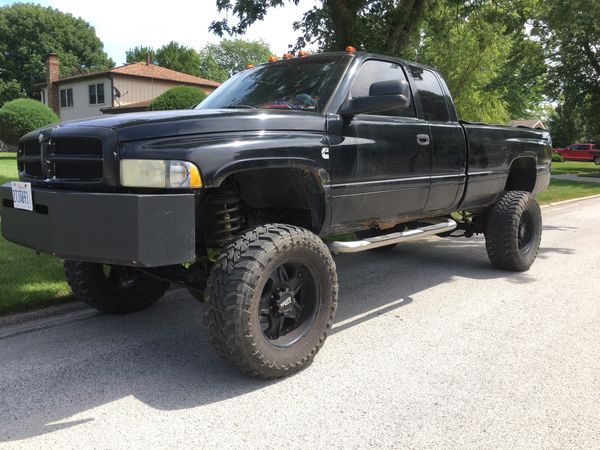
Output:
[
  {"left": 510, "top": 119, "right": 546, "bottom": 129},
  {"left": 39, "top": 53, "right": 220, "bottom": 121}
]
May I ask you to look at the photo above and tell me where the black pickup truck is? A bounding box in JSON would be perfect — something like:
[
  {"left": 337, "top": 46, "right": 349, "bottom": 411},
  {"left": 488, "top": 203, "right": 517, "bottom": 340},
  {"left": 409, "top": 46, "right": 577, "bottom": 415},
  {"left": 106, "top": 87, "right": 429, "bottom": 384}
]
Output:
[{"left": 1, "top": 51, "right": 551, "bottom": 378}]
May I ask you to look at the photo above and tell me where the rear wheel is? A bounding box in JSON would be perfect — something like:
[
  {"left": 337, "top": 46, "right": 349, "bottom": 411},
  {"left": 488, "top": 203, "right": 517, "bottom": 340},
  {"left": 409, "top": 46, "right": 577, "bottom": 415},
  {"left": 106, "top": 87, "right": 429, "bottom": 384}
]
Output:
[
  {"left": 594, "top": 156, "right": 600, "bottom": 165},
  {"left": 484, "top": 191, "right": 542, "bottom": 272},
  {"left": 203, "top": 224, "right": 338, "bottom": 379},
  {"left": 64, "top": 261, "right": 169, "bottom": 313}
]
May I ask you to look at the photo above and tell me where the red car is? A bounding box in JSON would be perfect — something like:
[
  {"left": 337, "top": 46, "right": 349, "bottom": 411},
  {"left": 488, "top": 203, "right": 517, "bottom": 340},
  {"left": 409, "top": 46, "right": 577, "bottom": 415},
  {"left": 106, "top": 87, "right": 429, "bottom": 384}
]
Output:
[{"left": 555, "top": 143, "right": 600, "bottom": 164}]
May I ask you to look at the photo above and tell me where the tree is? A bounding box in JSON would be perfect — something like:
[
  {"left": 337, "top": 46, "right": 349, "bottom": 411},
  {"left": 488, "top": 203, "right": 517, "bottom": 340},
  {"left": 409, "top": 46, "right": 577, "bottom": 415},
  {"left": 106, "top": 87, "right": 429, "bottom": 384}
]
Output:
[
  {"left": 125, "top": 42, "right": 201, "bottom": 76},
  {"left": 0, "top": 79, "right": 26, "bottom": 107},
  {"left": 198, "top": 39, "right": 272, "bottom": 83},
  {"left": 412, "top": 1, "right": 547, "bottom": 123},
  {"left": 0, "top": 4, "right": 113, "bottom": 98},
  {"left": 535, "top": 0, "right": 600, "bottom": 141},
  {"left": 155, "top": 42, "right": 201, "bottom": 76},
  {"left": 125, "top": 46, "right": 156, "bottom": 64},
  {"left": 210, "top": 0, "right": 427, "bottom": 54}
]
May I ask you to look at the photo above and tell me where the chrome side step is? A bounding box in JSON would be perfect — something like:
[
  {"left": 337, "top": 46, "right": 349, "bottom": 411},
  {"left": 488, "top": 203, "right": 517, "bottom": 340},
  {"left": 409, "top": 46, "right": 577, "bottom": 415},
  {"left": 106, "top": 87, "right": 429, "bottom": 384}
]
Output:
[{"left": 328, "top": 218, "right": 457, "bottom": 254}]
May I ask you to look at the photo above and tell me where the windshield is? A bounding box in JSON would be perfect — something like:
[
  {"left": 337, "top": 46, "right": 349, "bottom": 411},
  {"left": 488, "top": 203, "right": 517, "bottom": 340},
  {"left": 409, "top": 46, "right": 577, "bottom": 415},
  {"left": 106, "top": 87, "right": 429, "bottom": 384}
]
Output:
[{"left": 196, "top": 54, "right": 351, "bottom": 113}]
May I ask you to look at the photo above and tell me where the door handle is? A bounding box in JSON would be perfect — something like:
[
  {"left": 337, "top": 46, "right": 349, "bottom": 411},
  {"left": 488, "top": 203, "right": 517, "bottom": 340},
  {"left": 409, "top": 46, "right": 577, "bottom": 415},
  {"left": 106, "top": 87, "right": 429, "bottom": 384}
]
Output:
[{"left": 417, "top": 134, "right": 430, "bottom": 146}]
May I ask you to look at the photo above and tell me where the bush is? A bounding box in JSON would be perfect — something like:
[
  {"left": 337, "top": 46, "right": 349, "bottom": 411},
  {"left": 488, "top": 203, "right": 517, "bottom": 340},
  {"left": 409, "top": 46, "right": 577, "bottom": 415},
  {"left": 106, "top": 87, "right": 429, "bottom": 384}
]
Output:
[
  {"left": 0, "top": 98, "right": 59, "bottom": 146},
  {"left": 552, "top": 152, "right": 565, "bottom": 162},
  {"left": 150, "top": 86, "right": 208, "bottom": 111}
]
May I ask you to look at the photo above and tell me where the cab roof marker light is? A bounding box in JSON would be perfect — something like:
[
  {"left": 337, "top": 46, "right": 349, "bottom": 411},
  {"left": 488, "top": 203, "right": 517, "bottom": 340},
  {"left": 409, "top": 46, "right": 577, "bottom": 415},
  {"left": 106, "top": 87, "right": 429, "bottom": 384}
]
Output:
[
  {"left": 345, "top": 45, "right": 357, "bottom": 54},
  {"left": 297, "top": 50, "right": 309, "bottom": 57}
]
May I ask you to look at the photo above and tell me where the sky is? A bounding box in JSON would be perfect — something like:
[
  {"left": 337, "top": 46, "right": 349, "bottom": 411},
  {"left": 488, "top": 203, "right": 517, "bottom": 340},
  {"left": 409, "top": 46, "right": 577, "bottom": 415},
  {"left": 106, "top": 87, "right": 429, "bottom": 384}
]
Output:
[{"left": 1, "top": 0, "right": 319, "bottom": 65}]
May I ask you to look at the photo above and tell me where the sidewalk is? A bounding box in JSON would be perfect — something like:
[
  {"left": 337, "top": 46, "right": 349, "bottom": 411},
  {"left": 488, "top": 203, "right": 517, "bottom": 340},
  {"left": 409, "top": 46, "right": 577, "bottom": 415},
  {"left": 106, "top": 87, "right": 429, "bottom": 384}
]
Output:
[{"left": 552, "top": 173, "right": 600, "bottom": 183}]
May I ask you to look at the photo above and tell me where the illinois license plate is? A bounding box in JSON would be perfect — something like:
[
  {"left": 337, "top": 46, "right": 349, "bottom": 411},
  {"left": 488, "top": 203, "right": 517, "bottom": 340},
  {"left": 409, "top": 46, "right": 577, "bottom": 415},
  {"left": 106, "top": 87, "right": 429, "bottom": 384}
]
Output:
[{"left": 11, "top": 181, "right": 33, "bottom": 211}]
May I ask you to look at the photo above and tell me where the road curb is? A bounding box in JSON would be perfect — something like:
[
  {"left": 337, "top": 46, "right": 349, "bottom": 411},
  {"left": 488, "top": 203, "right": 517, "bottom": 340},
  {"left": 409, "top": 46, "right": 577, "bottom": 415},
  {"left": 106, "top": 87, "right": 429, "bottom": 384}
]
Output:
[
  {"left": 541, "top": 193, "right": 600, "bottom": 208},
  {"left": 0, "top": 287, "right": 188, "bottom": 331}
]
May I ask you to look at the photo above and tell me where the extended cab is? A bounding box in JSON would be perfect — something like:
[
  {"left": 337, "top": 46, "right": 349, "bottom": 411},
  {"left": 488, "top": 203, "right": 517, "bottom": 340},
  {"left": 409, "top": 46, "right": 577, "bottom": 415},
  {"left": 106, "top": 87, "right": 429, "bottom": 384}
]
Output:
[{"left": 0, "top": 51, "right": 551, "bottom": 378}]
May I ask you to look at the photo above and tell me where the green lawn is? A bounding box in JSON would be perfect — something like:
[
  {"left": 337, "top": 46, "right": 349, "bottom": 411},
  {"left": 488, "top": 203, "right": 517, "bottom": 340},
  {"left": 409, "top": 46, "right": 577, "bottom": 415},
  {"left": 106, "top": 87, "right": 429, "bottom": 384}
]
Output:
[
  {"left": 551, "top": 160, "right": 600, "bottom": 176},
  {"left": 536, "top": 179, "right": 600, "bottom": 205},
  {"left": 0, "top": 152, "right": 72, "bottom": 315}
]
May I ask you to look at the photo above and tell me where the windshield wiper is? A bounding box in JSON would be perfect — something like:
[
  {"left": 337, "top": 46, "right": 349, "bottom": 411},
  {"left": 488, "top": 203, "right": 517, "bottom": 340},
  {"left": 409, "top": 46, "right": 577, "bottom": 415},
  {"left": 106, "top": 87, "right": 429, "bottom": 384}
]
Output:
[{"left": 224, "top": 104, "right": 256, "bottom": 110}]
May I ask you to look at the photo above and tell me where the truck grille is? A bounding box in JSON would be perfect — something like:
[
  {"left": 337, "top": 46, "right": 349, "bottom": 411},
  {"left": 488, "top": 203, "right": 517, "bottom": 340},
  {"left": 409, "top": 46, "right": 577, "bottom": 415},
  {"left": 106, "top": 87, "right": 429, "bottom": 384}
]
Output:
[{"left": 17, "top": 137, "right": 104, "bottom": 182}]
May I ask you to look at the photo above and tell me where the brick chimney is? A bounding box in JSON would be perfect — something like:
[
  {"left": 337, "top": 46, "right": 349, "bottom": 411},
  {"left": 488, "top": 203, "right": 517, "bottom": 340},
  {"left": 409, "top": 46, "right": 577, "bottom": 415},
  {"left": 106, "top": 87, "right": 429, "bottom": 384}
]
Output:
[{"left": 46, "top": 53, "right": 60, "bottom": 115}]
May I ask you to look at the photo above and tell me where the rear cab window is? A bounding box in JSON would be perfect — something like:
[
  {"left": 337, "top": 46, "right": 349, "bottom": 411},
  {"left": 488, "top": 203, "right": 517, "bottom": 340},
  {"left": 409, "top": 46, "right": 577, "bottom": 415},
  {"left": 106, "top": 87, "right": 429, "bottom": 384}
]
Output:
[{"left": 408, "top": 66, "right": 451, "bottom": 122}]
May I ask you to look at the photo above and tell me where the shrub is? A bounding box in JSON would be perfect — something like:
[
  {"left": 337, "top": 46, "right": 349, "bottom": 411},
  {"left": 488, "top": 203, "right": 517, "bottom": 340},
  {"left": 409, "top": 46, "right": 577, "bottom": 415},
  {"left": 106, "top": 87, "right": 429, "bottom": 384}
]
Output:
[
  {"left": 0, "top": 98, "right": 59, "bottom": 146},
  {"left": 552, "top": 152, "right": 565, "bottom": 162},
  {"left": 150, "top": 86, "right": 208, "bottom": 111}
]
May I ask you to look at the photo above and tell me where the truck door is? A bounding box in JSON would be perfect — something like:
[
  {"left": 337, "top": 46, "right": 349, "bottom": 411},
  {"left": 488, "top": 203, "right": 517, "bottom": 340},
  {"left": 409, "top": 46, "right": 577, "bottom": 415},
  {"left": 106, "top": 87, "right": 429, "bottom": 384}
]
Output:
[
  {"left": 407, "top": 66, "right": 465, "bottom": 213},
  {"left": 329, "top": 59, "right": 432, "bottom": 230}
]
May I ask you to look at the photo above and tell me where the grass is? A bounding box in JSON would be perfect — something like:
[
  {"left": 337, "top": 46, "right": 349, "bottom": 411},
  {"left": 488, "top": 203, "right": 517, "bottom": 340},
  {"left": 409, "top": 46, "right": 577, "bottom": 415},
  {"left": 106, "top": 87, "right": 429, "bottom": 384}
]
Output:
[
  {"left": 551, "top": 160, "right": 600, "bottom": 176},
  {"left": 0, "top": 152, "right": 72, "bottom": 315},
  {"left": 536, "top": 179, "right": 600, "bottom": 204}
]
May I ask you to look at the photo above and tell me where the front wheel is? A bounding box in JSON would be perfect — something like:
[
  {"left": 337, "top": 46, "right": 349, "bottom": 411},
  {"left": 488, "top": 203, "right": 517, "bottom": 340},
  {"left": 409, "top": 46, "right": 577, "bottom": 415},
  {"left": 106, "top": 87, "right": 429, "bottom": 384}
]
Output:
[
  {"left": 484, "top": 191, "right": 542, "bottom": 272},
  {"left": 203, "top": 224, "right": 338, "bottom": 379},
  {"left": 64, "top": 261, "right": 169, "bottom": 313}
]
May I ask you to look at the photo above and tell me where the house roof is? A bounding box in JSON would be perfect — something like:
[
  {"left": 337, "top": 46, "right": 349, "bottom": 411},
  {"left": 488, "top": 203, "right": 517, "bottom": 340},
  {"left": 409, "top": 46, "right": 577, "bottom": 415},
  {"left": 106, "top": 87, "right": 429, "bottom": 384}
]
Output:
[
  {"left": 45, "top": 62, "right": 220, "bottom": 88},
  {"left": 510, "top": 119, "right": 546, "bottom": 129}
]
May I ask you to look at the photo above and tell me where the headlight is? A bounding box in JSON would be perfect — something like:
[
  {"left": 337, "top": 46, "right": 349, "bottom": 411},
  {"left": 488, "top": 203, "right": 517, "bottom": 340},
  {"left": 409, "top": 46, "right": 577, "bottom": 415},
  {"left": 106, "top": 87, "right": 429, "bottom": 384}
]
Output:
[{"left": 120, "top": 159, "right": 202, "bottom": 188}]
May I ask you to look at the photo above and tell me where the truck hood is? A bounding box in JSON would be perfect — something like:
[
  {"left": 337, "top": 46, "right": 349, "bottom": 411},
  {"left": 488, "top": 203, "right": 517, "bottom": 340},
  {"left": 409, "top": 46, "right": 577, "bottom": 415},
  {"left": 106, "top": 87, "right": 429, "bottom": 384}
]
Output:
[{"left": 55, "top": 109, "right": 327, "bottom": 142}]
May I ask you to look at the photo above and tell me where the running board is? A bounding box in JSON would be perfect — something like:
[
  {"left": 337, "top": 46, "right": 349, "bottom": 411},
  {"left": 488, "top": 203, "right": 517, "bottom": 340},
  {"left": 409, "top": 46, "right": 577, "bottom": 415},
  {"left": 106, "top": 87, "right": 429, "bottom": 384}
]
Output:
[{"left": 328, "top": 218, "right": 457, "bottom": 254}]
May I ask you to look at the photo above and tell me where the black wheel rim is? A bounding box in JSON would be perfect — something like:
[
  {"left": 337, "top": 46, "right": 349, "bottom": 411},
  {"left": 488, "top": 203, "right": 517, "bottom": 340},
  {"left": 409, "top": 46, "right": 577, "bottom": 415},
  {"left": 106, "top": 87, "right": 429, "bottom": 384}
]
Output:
[
  {"left": 258, "top": 261, "right": 320, "bottom": 347},
  {"left": 518, "top": 211, "right": 535, "bottom": 254},
  {"left": 102, "top": 265, "right": 139, "bottom": 290}
]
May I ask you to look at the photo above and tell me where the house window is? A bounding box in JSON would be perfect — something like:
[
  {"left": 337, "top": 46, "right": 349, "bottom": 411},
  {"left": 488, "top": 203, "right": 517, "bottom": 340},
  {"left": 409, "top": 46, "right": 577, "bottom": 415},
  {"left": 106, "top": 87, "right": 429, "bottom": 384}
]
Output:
[
  {"left": 60, "top": 88, "right": 73, "bottom": 108},
  {"left": 89, "top": 83, "right": 105, "bottom": 105}
]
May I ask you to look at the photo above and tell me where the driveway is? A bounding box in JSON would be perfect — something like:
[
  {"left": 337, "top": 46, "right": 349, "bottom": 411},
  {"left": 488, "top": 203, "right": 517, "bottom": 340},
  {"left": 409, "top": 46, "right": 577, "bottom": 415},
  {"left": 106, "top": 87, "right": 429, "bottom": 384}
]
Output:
[{"left": 1, "top": 198, "right": 599, "bottom": 449}]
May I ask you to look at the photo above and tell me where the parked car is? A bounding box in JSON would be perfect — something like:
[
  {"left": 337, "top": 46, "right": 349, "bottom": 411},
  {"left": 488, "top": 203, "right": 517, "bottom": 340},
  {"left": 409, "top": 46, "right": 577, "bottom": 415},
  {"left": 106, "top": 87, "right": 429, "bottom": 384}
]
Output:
[
  {"left": 1, "top": 49, "right": 551, "bottom": 379},
  {"left": 555, "top": 143, "right": 600, "bottom": 164}
]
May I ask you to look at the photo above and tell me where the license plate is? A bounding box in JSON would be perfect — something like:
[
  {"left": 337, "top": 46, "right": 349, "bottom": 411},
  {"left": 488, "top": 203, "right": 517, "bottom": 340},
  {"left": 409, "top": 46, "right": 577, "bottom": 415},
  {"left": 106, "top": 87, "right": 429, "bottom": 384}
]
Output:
[{"left": 11, "top": 181, "right": 33, "bottom": 211}]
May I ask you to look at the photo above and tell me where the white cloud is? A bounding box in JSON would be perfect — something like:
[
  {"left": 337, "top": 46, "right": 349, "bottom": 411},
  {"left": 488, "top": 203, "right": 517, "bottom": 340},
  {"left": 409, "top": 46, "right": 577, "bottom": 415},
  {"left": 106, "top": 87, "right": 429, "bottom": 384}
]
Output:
[{"left": 37, "top": 0, "right": 318, "bottom": 65}]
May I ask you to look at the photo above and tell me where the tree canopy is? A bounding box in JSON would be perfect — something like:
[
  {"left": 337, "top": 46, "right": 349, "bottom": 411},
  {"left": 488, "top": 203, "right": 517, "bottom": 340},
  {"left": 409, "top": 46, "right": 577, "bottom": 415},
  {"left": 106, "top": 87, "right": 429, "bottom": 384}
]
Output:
[
  {"left": 126, "top": 41, "right": 201, "bottom": 76},
  {"left": 536, "top": 0, "right": 600, "bottom": 142},
  {"left": 211, "top": 0, "right": 426, "bottom": 54},
  {"left": 198, "top": 39, "right": 272, "bottom": 83},
  {"left": 0, "top": 3, "right": 113, "bottom": 102}
]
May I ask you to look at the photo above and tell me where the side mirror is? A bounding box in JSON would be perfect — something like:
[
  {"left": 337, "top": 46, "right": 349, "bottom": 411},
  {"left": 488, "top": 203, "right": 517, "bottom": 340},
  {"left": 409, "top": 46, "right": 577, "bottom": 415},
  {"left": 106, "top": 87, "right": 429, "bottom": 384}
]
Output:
[{"left": 341, "top": 79, "right": 411, "bottom": 117}]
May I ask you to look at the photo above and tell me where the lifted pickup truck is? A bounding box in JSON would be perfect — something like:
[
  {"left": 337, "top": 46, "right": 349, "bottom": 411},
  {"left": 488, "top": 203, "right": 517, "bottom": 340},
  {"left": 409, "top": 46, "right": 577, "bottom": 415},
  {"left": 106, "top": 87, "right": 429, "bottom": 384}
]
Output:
[{"left": 1, "top": 51, "right": 551, "bottom": 378}]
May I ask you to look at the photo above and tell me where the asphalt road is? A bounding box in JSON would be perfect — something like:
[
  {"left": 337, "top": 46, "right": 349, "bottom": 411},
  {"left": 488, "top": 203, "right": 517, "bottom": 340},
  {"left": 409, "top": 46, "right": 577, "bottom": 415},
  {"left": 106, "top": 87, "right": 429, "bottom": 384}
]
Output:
[{"left": 1, "top": 198, "right": 599, "bottom": 449}]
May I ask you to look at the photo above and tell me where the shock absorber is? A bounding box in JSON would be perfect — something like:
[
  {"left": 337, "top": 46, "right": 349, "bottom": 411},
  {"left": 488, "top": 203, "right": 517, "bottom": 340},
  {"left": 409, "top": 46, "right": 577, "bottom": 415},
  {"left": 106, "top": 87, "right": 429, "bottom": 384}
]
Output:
[{"left": 206, "top": 189, "right": 243, "bottom": 247}]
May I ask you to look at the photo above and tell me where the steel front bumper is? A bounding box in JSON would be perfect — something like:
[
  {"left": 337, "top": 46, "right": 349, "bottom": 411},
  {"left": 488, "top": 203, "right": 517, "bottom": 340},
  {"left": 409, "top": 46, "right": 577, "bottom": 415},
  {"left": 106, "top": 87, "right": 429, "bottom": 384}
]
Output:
[{"left": 0, "top": 183, "right": 195, "bottom": 267}]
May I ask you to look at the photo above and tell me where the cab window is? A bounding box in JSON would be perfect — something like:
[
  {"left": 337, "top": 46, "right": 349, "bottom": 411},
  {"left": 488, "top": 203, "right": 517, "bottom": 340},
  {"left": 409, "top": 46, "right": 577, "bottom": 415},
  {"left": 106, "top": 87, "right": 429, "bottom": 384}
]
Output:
[
  {"left": 409, "top": 67, "right": 450, "bottom": 122},
  {"left": 350, "top": 60, "right": 416, "bottom": 118}
]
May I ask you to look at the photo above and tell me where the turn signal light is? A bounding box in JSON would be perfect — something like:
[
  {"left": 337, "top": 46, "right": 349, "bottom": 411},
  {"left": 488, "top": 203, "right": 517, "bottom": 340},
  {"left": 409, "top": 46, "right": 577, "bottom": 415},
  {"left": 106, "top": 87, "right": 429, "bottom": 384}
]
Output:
[{"left": 345, "top": 45, "right": 357, "bottom": 53}]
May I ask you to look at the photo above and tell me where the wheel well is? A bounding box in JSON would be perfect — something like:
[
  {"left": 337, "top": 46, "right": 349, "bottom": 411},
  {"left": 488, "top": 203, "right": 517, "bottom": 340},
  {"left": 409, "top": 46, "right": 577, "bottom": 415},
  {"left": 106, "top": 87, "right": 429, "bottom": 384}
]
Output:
[
  {"left": 505, "top": 158, "right": 536, "bottom": 192},
  {"left": 226, "top": 168, "right": 327, "bottom": 233}
]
